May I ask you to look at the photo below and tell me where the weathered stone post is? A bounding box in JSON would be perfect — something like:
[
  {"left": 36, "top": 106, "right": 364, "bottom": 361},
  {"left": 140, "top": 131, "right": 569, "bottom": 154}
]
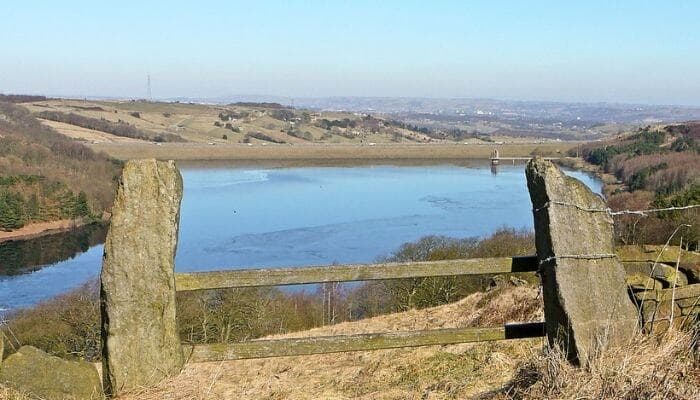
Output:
[
  {"left": 100, "top": 159, "right": 184, "bottom": 396},
  {"left": 526, "top": 158, "right": 638, "bottom": 365}
]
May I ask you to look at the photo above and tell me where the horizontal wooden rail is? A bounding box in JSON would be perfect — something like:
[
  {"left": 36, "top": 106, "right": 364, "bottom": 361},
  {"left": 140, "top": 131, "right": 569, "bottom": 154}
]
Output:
[
  {"left": 175, "top": 252, "right": 688, "bottom": 292},
  {"left": 184, "top": 322, "right": 545, "bottom": 362},
  {"left": 175, "top": 256, "right": 539, "bottom": 291}
]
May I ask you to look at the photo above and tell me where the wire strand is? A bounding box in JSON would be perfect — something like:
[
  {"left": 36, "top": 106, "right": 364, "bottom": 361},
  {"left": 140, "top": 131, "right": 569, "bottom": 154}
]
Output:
[
  {"left": 533, "top": 202, "right": 700, "bottom": 217},
  {"left": 539, "top": 254, "right": 618, "bottom": 265}
]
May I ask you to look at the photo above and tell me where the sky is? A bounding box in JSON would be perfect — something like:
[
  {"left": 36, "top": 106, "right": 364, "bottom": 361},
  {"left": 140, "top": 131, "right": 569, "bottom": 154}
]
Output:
[{"left": 1, "top": 1, "right": 699, "bottom": 105}]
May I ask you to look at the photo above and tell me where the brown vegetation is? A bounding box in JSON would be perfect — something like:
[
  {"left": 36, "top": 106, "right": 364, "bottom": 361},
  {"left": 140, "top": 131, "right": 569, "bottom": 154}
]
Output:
[
  {"left": 577, "top": 123, "right": 700, "bottom": 248},
  {"left": 494, "top": 329, "right": 699, "bottom": 399},
  {"left": 0, "top": 102, "right": 122, "bottom": 231},
  {"left": 1, "top": 282, "right": 100, "bottom": 361},
  {"left": 0, "top": 94, "right": 48, "bottom": 104},
  {"left": 115, "top": 283, "right": 545, "bottom": 400}
]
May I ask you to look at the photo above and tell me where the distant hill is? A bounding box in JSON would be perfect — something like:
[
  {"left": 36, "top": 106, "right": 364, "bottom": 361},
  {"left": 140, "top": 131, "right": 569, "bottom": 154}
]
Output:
[
  {"left": 22, "top": 99, "right": 449, "bottom": 145},
  {"left": 0, "top": 102, "right": 122, "bottom": 231}
]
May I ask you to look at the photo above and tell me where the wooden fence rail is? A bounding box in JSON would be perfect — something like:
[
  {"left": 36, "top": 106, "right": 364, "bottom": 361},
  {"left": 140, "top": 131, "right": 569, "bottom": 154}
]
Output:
[
  {"left": 175, "top": 256, "right": 681, "bottom": 292},
  {"left": 175, "top": 256, "right": 538, "bottom": 291},
  {"left": 184, "top": 322, "right": 546, "bottom": 362}
]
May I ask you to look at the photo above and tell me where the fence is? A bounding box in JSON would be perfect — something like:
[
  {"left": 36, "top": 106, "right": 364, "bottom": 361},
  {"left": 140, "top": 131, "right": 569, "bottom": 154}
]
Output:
[
  {"left": 176, "top": 256, "right": 544, "bottom": 363},
  {"left": 97, "top": 158, "right": 682, "bottom": 396}
]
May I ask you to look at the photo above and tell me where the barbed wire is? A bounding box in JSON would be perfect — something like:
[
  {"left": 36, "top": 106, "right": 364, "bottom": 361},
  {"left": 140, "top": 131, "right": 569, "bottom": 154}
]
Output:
[
  {"left": 533, "top": 201, "right": 700, "bottom": 217},
  {"left": 609, "top": 204, "right": 700, "bottom": 216}
]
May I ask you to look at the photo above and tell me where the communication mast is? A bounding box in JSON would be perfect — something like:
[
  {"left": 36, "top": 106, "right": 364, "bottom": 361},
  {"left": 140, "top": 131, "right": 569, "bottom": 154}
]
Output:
[{"left": 146, "top": 74, "right": 152, "bottom": 101}]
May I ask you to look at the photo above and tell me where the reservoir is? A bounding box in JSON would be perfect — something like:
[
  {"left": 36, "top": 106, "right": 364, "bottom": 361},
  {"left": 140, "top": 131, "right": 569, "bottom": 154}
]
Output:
[{"left": 0, "top": 163, "right": 602, "bottom": 311}]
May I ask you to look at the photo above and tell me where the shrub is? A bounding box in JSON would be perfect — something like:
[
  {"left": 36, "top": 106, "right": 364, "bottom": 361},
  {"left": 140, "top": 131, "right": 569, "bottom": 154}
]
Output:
[
  {"left": 349, "top": 228, "right": 537, "bottom": 315},
  {"left": 287, "top": 129, "right": 313, "bottom": 141},
  {"left": 269, "top": 109, "right": 295, "bottom": 121},
  {"left": 244, "top": 132, "right": 285, "bottom": 144},
  {"left": 2, "top": 282, "right": 100, "bottom": 361}
]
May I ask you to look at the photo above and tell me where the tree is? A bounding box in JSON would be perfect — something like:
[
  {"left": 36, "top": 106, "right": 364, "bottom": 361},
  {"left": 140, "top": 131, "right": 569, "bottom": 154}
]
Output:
[
  {"left": 0, "top": 191, "right": 26, "bottom": 230},
  {"left": 26, "top": 193, "right": 40, "bottom": 220},
  {"left": 74, "top": 191, "right": 91, "bottom": 217}
]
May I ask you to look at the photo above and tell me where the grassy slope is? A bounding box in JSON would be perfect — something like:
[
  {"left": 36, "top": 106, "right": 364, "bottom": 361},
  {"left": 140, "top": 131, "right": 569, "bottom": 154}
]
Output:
[
  {"left": 21, "top": 99, "right": 580, "bottom": 162},
  {"left": 117, "top": 280, "right": 699, "bottom": 400},
  {"left": 118, "top": 284, "right": 544, "bottom": 400},
  {"left": 24, "top": 99, "right": 437, "bottom": 145}
]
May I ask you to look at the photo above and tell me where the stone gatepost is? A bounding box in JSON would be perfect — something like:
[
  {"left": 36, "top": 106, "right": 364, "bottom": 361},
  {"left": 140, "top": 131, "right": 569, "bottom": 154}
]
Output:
[
  {"left": 100, "top": 159, "right": 184, "bottom": 396},
  {"left": 526, "top": 158, "right": 638, "bottom": 365}
]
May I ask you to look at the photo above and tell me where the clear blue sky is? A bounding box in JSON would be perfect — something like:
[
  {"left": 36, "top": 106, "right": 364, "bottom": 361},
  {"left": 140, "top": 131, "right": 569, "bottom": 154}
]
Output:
[{"left": 2, "top": 1, "right": 699, "bottom": 105}]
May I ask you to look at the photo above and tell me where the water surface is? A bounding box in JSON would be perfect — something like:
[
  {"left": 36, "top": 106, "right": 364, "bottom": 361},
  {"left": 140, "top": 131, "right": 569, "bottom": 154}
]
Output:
[{"left": 0, "top": 163, "right": 601, "bottom": 311}]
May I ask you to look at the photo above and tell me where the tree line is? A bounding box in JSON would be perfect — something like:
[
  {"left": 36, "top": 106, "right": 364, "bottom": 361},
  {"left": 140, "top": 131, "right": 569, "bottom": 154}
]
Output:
[{"left": 0, "top": 102, "right": 122, "bottom": 231}]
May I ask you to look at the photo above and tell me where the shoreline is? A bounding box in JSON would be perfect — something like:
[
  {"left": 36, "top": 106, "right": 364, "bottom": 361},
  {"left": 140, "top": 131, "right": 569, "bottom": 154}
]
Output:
[
  {"left": 555, "top": 157, "right": 621, "bottom": 197},
  {"left": 0, "top": 218, "right": 91, "bottom": 243}
]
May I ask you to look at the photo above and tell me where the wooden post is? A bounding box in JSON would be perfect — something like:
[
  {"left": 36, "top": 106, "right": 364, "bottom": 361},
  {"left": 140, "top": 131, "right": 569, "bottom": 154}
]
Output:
[
  {"left": 100, "top": 160, "right": 184, "bottom": 396},
  {"left": 526, "top": 158, "right": 638, "bottom": 365}
]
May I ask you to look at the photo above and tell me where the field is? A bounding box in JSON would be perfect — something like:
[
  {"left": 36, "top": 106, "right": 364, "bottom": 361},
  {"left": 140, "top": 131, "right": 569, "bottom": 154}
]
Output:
[{"left": 21, "top": 99, "right": 580, "bottom": 162}]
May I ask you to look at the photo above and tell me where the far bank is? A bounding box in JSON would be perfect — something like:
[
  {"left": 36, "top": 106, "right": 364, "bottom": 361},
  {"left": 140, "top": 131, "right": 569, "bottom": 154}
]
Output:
[{"left": 89, "top": 142, "right": 580, "bottom": 164}]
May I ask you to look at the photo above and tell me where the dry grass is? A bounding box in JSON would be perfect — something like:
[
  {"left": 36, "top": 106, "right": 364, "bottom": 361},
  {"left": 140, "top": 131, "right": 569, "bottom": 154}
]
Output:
[
  {"left": 39, "top": 119, "right": 145, "bottom": 143},
  {"left": 114, "top": 281, "right": 700, "bottom": 400},
  {"left": 0, "top": 387, "right": 32, "bottom": 400},
  {"left": 116, "top": 284, "right": 544, "bottom": 400},
  {"left": 492, "top": 328, "right": 700, "bottom": 400}
]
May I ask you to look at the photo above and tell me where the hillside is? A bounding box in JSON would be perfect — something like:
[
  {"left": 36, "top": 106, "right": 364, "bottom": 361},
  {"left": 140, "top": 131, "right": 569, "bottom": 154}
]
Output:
[
  {"left": 0, "top": 102, "right": 121, "bottom": 232},
  {"left": 575, "top": 122, "right": 699, "bottom": 247},
  {"left": 21, "top": 99, "right": 586, "bottom": 148},
  {"left": 116, "top": 284, "right": 543, "bottom": 400},
  {"left": 115, "top": 280, "right": 699, "bottom": 400},
  {"left": 11, "top": 98, "right": 580, "bottom": 162},
  {"left": 23, "top": 99, "right": 444, "bottom": 146}
]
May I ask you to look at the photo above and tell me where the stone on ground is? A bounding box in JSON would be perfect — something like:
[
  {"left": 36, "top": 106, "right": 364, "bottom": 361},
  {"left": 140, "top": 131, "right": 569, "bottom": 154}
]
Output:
[{"left": 0, "top": 346, "right": 102, "bottom": 399}]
